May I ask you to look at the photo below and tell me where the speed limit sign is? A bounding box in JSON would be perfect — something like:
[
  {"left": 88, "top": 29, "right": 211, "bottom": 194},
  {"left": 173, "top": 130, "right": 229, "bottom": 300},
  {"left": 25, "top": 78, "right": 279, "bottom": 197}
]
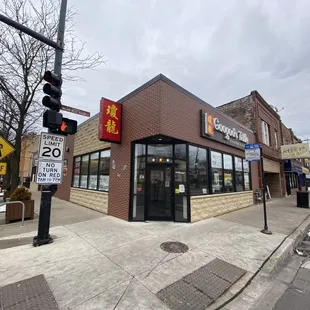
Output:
[{"left": 39, "top": 132, "right": 66, "bottom": 161}]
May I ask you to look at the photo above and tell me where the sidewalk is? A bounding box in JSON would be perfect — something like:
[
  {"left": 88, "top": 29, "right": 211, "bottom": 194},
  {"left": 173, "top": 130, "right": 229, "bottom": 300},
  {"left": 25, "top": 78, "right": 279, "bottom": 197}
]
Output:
[{"left": 0, "top": 195, "right": 309, "bottom": 309}]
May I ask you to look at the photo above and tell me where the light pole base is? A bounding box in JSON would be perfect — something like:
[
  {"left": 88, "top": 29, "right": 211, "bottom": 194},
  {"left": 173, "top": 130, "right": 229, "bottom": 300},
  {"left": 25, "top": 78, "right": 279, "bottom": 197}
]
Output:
[
  {"left": 32, "top": 235, "right": 53, "bottom": 247},
  {"left": 261, "top": 228, "right": 272, "bottom": 235}
]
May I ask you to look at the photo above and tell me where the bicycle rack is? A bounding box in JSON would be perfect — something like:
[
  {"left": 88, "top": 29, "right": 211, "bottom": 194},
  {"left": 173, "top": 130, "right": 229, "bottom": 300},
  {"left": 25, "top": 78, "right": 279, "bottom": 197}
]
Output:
[{"left": 0, "top": 201, "right": 25, "bottom": 227}]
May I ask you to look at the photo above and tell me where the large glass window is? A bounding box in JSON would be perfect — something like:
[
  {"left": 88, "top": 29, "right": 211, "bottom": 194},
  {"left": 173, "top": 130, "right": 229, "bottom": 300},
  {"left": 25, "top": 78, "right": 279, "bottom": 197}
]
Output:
[
  {"left": 80, "top": 155, "right": 89, "bottom": 189},
  {"left": 72, "top": 157, "right": 81, "bottom": 187},
  {"left": 211, "top": 151, "right": 223, "bottom": 194},
  {"left": 189, "top": 146, "right": 208, "bottom": 195},
  {"left": 147, "top": 144, "right": 173, "bottom": 163},
  {"left": 223, "top": 154, "right": 234, "bottom": 192},
  {"left": 243, "top": 159, "right": 251, "bottom": 190},
  {"left": 235, "top": 157, "right": 244, "bottom": 191},
  {"left": 99, "top": 150, "right": 110, "bottom": 191},
  {"left": 174, "top": 144, "right": 187, "bottom": 222},
  {"left": 132, "top": 144, "right": 146, "bottom": 221},
  {"left": 88, "top": 152, "right": 99, "bottom": 190},
  {"left": 72, "top": 149, "right": 110, "bottom": 191}
]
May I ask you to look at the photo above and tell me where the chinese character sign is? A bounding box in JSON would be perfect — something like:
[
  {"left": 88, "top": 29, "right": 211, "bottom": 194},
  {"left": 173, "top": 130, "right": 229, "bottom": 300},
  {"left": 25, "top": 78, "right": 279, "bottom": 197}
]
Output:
[
  {"left": 204, "top": 113, "right": 214, "bottom": 136},
  {"left": 98, "top": 98, "right": 122, "bottom": 143}
]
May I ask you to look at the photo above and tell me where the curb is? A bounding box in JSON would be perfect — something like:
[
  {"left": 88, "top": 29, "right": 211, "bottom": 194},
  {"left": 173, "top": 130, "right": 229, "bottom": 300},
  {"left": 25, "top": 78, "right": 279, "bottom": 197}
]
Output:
[{"left": 213, "top": 212, "right": 310, "bottom": 310}]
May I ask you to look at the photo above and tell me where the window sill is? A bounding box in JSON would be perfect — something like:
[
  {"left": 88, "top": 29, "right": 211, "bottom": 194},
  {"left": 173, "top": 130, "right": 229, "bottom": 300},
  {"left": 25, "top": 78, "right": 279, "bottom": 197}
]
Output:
[
  {"left": 70, "top": 187, "right": 109, "bottom": 194},
  {"left": 191, "top": 191, "right": 253, "bottom": 199}
]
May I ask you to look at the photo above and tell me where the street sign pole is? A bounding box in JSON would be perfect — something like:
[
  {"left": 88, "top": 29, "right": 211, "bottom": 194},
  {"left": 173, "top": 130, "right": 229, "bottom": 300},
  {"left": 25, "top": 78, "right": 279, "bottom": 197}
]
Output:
[
  {"left": 33, "top": 0, "right": 68, "bottom": 247},
  {"left": 260, "top": 146, "right": 272, "bottom": 235}
]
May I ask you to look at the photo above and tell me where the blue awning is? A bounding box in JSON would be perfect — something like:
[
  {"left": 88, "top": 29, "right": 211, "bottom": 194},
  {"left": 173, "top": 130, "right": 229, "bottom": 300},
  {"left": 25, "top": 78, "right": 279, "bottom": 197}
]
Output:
[{"left": 284, "top": 159, "right": 302, "bottom": 174}]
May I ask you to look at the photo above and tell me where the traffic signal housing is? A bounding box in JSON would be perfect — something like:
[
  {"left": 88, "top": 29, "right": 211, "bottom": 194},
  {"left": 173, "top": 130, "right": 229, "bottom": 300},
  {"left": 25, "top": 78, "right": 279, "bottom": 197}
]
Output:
[
  {"left": 59, "top": 118, "right": 77, "bottom": 136},
  {"left": 42, "top": 71, "right": 62, "bottom": 112}
]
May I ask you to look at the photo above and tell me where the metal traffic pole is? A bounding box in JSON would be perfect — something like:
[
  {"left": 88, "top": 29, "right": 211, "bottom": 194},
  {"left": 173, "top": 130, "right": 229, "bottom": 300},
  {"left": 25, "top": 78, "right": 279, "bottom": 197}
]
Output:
[
  {"left": 33, "top": 0, "right": 68, "bottom": 247},
  {"left": 0, "top": 0, "right": 68, "bottom": 246},
  {"left": 260, "top": 146, "right": 272, "bottom": 235}
]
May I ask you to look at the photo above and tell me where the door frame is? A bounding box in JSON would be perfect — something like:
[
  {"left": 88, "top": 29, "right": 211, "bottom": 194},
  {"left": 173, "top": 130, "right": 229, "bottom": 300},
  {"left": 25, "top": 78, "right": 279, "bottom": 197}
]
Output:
[{"left": 145, "top": 163, "right": 174, "bottom": 221}]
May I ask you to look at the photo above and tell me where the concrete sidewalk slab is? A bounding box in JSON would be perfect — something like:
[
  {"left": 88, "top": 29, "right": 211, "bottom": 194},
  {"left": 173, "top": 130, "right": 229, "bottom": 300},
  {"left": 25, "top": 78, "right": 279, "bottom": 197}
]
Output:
[{"left": 0, "top": 195, "right": 309, "bottom": 309}]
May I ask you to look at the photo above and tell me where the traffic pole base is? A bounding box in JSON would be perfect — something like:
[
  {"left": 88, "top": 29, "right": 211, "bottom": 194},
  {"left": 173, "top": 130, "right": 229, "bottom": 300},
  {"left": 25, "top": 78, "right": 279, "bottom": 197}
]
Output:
[
  {"left": 261, "top": 228, "right": 272, "bottom": 235},
  {"left": 32, "top": 235, "right": 53, "bottom": 247}
]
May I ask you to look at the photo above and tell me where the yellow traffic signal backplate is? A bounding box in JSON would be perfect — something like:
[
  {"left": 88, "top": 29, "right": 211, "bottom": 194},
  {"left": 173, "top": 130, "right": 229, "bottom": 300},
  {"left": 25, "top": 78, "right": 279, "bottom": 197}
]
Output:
[{"left": 0, "top": 136, "right": 15, "bottom": 160}]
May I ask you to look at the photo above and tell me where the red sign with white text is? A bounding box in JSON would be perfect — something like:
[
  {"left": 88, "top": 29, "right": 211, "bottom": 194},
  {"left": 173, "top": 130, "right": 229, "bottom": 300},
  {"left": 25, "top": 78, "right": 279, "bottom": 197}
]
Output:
[{"left": 98, "top": 98, "right": 122, "bottom": 143}]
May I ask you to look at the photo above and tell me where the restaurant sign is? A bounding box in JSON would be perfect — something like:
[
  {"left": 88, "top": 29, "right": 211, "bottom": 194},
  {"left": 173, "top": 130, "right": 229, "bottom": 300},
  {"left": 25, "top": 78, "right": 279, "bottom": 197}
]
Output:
[
  {"left": 201, "top": 110, "right": 249, "bottom": 149},
  {"left": 281, "top": 143, "right": 310, "bottom": 160},
  {"left": 98, "top": 98, "right": 122, "bottom": 143}
]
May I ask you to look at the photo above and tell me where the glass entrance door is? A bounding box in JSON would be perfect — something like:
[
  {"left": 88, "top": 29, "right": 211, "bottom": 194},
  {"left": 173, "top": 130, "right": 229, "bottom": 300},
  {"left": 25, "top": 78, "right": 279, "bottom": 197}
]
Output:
[{"left": 146, "top": 166, "right": 172, "bottom": 220}]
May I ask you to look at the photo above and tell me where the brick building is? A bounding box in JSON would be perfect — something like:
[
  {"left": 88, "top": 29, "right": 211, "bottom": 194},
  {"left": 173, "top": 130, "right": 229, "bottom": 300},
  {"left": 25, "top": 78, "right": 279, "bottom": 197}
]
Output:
[
  {"left": 218, "top": 91, "right": 285, "bottom": 198},
  {"left": 57, "top": 74, "right": 259, "bottom": 222},
  {"left": 281, "top": 123, "right": 309, "bottom": 194}
]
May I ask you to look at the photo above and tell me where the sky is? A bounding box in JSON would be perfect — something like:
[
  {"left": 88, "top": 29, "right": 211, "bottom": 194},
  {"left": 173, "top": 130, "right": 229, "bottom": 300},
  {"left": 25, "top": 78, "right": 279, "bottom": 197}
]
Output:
[{"left": 61, "top": 0, "right": 310, "bottom": 141}]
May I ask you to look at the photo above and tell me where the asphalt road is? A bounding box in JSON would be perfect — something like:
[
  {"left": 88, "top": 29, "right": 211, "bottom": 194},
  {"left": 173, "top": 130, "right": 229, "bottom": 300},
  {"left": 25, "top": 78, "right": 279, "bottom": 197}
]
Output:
[{"left": 272, "top": 255, "right": 310, "bottom": 310}]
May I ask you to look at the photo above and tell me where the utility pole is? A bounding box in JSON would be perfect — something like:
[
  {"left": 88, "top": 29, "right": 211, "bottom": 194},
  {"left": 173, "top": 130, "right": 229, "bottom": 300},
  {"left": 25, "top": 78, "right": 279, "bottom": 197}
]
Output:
[
  {"left": 0, "top": 0, "right": 71, "bottom": 246},
  {"left": 260, "top": 146, "right": 272, "bottom": 235},
  {"left": 33, "top": 0, "right": 68, "bottom": 246}
]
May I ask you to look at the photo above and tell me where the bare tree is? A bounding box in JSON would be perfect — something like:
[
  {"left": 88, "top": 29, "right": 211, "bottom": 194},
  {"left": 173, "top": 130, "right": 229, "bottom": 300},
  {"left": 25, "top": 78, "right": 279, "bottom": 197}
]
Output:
[{"left": 0, "top": 0, "right": 105, "bottom": 191}]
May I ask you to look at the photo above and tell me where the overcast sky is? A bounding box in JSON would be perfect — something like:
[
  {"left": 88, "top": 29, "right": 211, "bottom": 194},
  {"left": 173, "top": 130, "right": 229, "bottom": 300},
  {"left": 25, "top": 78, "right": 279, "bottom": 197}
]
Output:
[{"left": 62, "top": 0, "right": 310, "bottom": 140}]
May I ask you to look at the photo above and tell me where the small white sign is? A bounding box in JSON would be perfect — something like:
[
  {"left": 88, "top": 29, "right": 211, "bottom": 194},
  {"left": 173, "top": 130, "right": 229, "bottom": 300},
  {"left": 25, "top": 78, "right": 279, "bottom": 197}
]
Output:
[
  {"left": 179, "top": 184, "right": 185, "bottom": 193},
  {"left": 36, "top": 161, "right": 63, "bottom": 185},
  {"left": 245, "top": 144, "right": 261, "bottom": 162},
  {"left": 39, "top": 133, "right": 66, "bottom": 161}
]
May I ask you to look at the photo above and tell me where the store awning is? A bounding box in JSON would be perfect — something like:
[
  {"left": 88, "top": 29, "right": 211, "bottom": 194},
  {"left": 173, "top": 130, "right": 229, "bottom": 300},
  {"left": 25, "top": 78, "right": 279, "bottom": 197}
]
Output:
[{"left": 302, "top": 167, "right": 310, "bottom": 174}]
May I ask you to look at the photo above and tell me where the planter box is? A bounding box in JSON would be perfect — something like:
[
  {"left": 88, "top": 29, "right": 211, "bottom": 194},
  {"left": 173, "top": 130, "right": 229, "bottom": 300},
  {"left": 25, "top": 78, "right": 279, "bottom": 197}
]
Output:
[{"left": 5, "top": 200, "right": 35, "bottom": 224}]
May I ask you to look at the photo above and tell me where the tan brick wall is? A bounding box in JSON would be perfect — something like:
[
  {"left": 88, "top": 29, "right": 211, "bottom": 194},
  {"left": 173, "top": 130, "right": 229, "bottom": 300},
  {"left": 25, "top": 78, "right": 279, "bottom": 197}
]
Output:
[
  {"left": 190, "top": 191, "right": 253, "bottom": 222},
  {"left": 74, "top": 116, "right": 111, "bottom": 156},
  {"left": 70, "top": 188, "right": 108, "bottom": 214}
]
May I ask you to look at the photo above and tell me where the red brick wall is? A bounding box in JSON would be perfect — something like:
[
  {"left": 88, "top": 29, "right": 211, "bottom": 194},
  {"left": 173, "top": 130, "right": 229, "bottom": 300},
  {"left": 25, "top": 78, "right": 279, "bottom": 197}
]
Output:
[
  {"left": 108, "top": 82, "right": 162, "bottom": 220},
  {"left": 109, "top": 80, "right": 258, "bottom": 220}
]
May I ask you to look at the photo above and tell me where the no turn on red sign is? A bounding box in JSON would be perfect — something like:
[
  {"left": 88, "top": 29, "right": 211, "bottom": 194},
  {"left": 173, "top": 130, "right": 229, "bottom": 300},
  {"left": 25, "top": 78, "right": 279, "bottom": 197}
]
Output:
[{"left": 36, "top": 161, "right": 63, "bottom": 185}]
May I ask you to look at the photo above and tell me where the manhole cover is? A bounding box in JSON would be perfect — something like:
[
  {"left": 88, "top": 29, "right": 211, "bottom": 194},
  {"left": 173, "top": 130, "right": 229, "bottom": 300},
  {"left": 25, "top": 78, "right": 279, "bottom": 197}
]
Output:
[{"left": 160, "top": 241, "right": 189, "bottom": 253}]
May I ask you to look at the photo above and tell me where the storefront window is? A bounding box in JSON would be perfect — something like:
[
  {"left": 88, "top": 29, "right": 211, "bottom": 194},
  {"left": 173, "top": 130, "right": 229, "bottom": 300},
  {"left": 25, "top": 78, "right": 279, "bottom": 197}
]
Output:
[
  {"left": 147, "top": 144, "right": 173, "bottom": 163},
  {"left": 88, "top": 152, "right": 99, "bottom": 190},
  {"left": 72, "top": 157, "right": 81, "bottom": 187},
  {"left": 175, "top": 144, "right": 187, "bottom": 222},
  {"left": 223, "top": 154, "right": 234, "bottom": 192},
  {"left": 243, "top": 159, "right": 251, "bottom": 190},
  {"left": 72, "top": 149, "right": 110, "bottom": 191},
  {"left": 211, "top": 151, "right": 223, "bottom": 194},
  {"left": 235, "top": 157, "right": 244, "bottom": 192},
  {"left": 99, "top": 150, "right": 110, "bottom": 191},
  {"left": 132, "top": 144, "right": 146, "bottom": 221},
  {"left": 189, "top": 146, "right": 208, "bottom": 195},
  {"left": 80, "top": 155, "right": 89, "bottom": 189}
]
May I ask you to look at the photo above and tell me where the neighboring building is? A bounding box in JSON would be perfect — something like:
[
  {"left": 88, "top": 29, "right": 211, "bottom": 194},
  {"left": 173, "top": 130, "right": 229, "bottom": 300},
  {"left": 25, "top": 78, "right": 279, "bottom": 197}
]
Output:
[
  {"left": 217, "top": 91, "right": 284, "bottom": 198},
  {"left": 58, "top": 74, "right": 259, "bottom": 223},
  {"left": 281, "top": 123, "right": 309, "bottom": 194},
  {"left": 19, "top": 133, "right": 38, "bottom": 181}
]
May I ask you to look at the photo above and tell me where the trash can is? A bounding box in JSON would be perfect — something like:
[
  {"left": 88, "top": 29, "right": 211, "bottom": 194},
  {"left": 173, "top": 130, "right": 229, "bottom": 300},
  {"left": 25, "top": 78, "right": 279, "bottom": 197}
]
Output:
[{"left": 297, "top": 191, "right": 309, "bottom": 208}]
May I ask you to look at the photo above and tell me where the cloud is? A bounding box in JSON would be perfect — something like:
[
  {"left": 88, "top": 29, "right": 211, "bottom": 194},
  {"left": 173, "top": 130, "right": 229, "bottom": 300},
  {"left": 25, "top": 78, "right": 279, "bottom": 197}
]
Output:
[{"left": 63, "top": 0, "right": 310, "bottom": 139}]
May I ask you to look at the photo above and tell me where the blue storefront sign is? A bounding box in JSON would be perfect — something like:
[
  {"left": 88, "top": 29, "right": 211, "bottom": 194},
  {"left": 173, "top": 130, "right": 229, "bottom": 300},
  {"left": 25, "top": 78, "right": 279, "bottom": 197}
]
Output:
[
  {"left": 245, "top": 144, "right": 261, "bottom": 162},
  {"left": 284, "top": 160, "right": 302, "bottom": 174}
]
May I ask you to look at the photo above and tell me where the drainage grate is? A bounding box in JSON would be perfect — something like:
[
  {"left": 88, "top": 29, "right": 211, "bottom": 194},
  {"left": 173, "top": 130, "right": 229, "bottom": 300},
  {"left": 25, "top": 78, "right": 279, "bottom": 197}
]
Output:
[
  {"left": 0, "top": 274, "right": 59, "bottom": 310},
  {"left": 160, "top": 241, "right": 189, "bottom": 253}
]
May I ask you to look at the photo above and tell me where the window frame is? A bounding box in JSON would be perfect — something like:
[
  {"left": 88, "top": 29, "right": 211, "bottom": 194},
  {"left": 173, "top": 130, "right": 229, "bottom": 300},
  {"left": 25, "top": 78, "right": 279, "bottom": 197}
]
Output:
[
  {"left": 71, "top": 148, "right": 111, "bottom": 192},
  {"left": 261, "top": 120, "right": 270, "bottom": 146}
]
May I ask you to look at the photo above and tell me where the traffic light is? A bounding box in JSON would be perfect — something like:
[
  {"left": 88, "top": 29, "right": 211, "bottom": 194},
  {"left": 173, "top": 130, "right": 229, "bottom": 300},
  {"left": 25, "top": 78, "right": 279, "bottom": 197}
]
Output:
[
  {"left": 59, "top": 118, "right": 77, "bottom": 136},
  {"left": 42, "top": 71, "right": 62, "bottom": 111}
]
